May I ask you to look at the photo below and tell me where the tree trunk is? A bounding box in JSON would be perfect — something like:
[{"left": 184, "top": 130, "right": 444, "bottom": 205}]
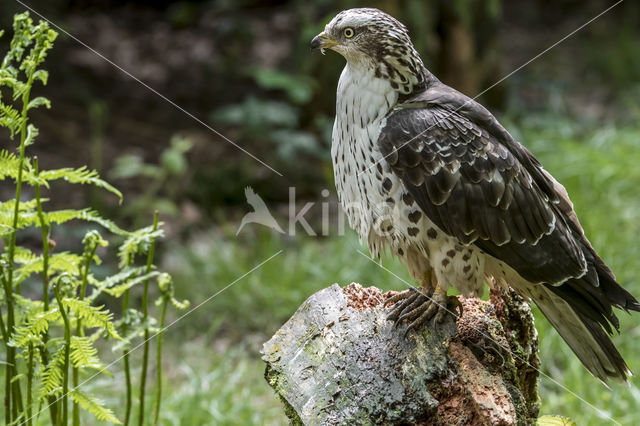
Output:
[{"left": 262, "top": 283, "right": 540, "bottom": 425}]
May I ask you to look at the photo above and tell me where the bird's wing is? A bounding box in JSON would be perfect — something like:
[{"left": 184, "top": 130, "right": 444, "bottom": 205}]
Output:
[{"left": 378, "top": 87, "right": 588, "bottom": 285}]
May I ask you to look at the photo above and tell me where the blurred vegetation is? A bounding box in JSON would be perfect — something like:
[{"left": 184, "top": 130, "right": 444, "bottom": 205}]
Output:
[{"left": 1, "top": 0, "right": 639, "bottom": 425}]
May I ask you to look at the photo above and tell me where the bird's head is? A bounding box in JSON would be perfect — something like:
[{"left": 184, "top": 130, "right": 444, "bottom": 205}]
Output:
[{"left": 311, "top": 8, "right": 429, "bottom": 95}]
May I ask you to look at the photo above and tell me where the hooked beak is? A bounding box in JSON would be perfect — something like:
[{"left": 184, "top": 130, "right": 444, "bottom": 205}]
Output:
[{"left": 310, "top": 31, "right": 338, "bottom": 52}]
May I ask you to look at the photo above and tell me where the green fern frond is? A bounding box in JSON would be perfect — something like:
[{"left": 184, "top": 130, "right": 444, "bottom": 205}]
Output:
[
  {"left": 9, "top": 308, "right": 59, "bottom": 348},
  {"left": 26, "top": 96, "right": 50, "bottom": 111},
  {"left": 23, "top": 123, "right": 39, "bottom": 146},
  {"left": 70, "top": 389, "right": 122, "bottom": 424},
  {"left": 14, "top": 294, "right": 44, "bottom": 312},
  {"left": 118, "top": 225, "right": 164, "bottom": 267},
  {"left": 0, "top": 223, "right": 13, "bottom": 238},
  {"left": 0, "top": 196, "right": 38, "bottom": 230},
  {"left": 14, "top": 293, "right": 45, "bottom": 322},
  {"left": 89, "top": 266, "right": 146, "bottom": 301},
  {"left": 49, "top": 252, "right": 84, "bottom": 274},
  {"left": 156, "top": 273, "right": 190, "bottom": 310},
  {"left": 0, "top": 206, "right": 129, "bottom": 235},
  {"left": 111, "top": 314, "right": 156, "bottom": 353},
  {"left": 32, "top": 68, "right": 48, "bottom": 85},
  {"left": 37, "top": 344, "right": 65, "bottom": 398},
  {"left": 14, "top": 245, "right": 37, "bottom": 263},
  {"left": 69, "top": 336, "right": 101, "bottom": 369},
  {"left": 105, "top": 271, "right": 160, "bottom": 298},
  {"left": 35, "top": 166, "right": 122, "bottom": 201},
  {"left": 64, "top": 298, "right": 121, "bottom": 339},
  {"left": 0, "top": 101, "right": 23, "bottom": 136},
  {"left": 0, "top": 197, "right": 40, "bottom": 215},
  {"left": 0, "top": 148, "right": 23, "bottom": 179},
  {"left": 14, "top": 252, "right": 83, "bottom": 285}
]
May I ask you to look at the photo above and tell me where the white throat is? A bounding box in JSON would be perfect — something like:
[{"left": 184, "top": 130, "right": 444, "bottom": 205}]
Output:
[{"left": 335, "top": 63, "right": 398, "bottom": 127}]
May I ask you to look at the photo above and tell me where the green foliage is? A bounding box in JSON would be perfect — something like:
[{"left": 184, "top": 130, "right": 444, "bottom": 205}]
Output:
[
  {"left": 0, "top": 13, "right": 189, "bottom": 425},
  {"left": 250, "top": 67, "right": 314, "bottom": 105},
  {"left": 211, "top": 96, "right": 327, "bottom": 166},
  {"left": 69, "top": 389, "right": 121, "bottom": 424},
  {"left": 109, "top": 135, "right": 193, "bottom": 225},
  {"left": 537, "top": 415, "right": 578, "bottom": 426}
]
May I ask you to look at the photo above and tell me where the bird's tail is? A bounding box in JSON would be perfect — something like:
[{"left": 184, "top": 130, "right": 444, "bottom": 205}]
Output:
[{"left": 529, "top": 283, "right": 633, "bottom": 385}]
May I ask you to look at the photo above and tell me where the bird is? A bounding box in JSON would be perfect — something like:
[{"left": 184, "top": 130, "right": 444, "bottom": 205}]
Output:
[
  {"left": 236, "top": 186, "right": 284, "bottom": 235},
  {"left": 311, "top": 8, "right": 639, "bottom": 384}
]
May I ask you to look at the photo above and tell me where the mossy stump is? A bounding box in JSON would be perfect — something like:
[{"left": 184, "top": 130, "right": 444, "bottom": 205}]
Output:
[{"left": 263, "top": 283, "right": 540, "bottom": 425}]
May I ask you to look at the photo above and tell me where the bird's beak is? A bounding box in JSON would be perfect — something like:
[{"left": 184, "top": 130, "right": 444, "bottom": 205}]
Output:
[{"left": 310, "top": 31, "right": 338, "bottom": 52}]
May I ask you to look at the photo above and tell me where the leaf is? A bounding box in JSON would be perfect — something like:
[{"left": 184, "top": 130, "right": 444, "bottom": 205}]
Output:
[
  {"left": 89, "top": 266, "right": 147, "bottom": 301},
  {"left": 112, "top": 314, "right": 157, "bottom": 353},
  {"left": 64, "top": 298, "right": 121, "bottom": 339},
  {"left": 118, "top": 225, "right": 164, "bottom": 268},
  {"left": 31, "top": 166, "right": 123, "bottom": 202},
  {"left": 109, "top": 154, "right": 160, "bottom": 180},
  {"left": 14, "top": 252, "right": 84, "bottom": 286},
  {"left": 70, "top": 389, "right": 122, "bottom": 424},
  {"left": 0, "top": 149, "right": 21, "bottom": 180},
  {"left": 250, "top": 68, "right": 314, "bottom": 104},
  {"left": 23, "top": 123, "right": 39, "bottom": 146},
  {"left": 37, "top": 344, "right": 65, "bottom": 398},
  {"left": 26, "top": 96, "right": 50, "bottom": 111},
  {"left": 8, "top": 308, "right": 60, "bottom": 348},
  {"left": 69, "top": 335, "right": 102, "bottom": 369},
  {"left": 103, "top": 271, "right": 160, "bottom": 298},
  {"left": 0, "top": 206, "right": 129, "bottom": 235},
  {"left": 32, "top": 69, "right": 48, "bottom": 85},
  {"left": 0, "top": 195, "right": 39, "bottom": 231},
  {"left": 537, "top": 416, "right": 578, "bottom": 426},
  {"left": 0, "top": 101, "right": 23, "bottom": 136}
]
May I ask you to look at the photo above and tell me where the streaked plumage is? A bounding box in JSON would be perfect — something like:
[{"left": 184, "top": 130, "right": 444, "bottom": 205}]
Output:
[{"left": 312, "top": 8, "right": 640, "bottom": 384}]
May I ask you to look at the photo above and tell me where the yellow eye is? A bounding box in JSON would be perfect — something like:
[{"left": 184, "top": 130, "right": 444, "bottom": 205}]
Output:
[{"left": 343, "top": 27, "right": 355, "bottom": 38}]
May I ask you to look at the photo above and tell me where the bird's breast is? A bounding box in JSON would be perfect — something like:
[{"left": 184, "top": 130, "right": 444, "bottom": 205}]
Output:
[{"left": 331, "top": 66, "right": 398, "bottom": 239}]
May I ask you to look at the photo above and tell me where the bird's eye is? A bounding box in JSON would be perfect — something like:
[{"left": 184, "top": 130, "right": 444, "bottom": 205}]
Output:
[{"left": 343, "top": 27, "right": 355, "bottom": 38}]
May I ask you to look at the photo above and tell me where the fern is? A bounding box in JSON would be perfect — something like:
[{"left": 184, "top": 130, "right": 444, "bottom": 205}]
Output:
[
  {"left": 88, "top": 266, "right": 146, "bottom": 301},
  {"left": 69, "top": 389, "right": 122, "bottom": 424},
  {"left": 14, "top": 252, "right": 83, "bottom": 286},
  {"left": 69, "top": 336, "right": 101, "bottom": 370},
  {"left": 13, "top": 245, "right": 37, "bottom": 264},
  {"left": 0, "top": 149, "right": 121, "bottom": 202},
  {"left": 31, "top": 166, "right": 123, "bottom": 202},
  {"left": 1, "top": 14, "right": 187, "bottom": 424},
  {"left": 0, "top": 101, "right": 23, "bottom": 136},
  {"left": 64, "top": 298, "right": 121, "bottom": 340},
  {"left": 37, "top": 343, "right": 65, "bottom": 398},
  {"left": 105, "top": 271, "right": 161, "bottom": 298},
  {"left": 0, "top": 149, "right": 26, "bottom": 180},
  {"left": 23, "top": 123, "right": 39, "bottom": 146},
  {"left": 9, "top": 308, "right": 60, "bottom": 348},
  {"left": 0, "top": 206, "right": 129, "bottom": 235},
  {"left": 118, "top": 225, "right": 164, "bottom": 268}
]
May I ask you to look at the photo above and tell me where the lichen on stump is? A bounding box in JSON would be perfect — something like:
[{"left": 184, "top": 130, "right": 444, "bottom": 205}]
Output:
[{"left": 262, "top": 283, "right": 540, "bottom": 425}]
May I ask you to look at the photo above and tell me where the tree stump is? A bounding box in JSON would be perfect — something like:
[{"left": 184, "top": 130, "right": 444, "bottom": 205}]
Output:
[{"left": 262, "top": 283, "right": 540, "bottom": 425}]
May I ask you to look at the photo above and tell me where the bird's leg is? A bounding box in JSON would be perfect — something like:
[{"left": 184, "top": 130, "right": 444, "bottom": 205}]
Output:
[{"left": 385, "top": 270, "right": 462, "bottom": 333}]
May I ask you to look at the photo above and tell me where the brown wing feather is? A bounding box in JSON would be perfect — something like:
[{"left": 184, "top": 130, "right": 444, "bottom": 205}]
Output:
[{"left": 378, "top": 101, "right": 587, "bottom": 285}]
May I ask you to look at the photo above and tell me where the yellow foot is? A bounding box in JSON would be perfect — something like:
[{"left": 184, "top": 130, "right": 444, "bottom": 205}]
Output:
[{"left": 384, "top": 286, "right": 462, "bottom": 334}]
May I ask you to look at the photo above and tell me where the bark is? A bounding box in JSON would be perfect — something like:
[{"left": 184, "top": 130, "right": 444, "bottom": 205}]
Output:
[{"left": 263, "top": 283, "right": 540, "bottom": 425}]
